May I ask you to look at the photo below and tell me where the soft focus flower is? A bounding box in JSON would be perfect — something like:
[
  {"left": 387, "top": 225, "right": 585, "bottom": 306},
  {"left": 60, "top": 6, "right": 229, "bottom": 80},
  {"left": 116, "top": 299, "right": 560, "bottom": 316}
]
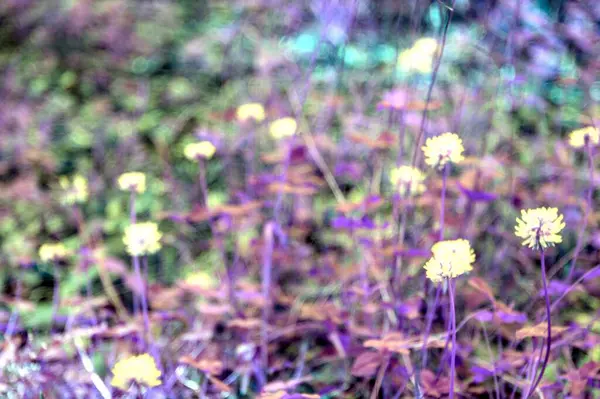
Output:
[
  {"left": 184, "top": 271, "right": 217, "bottom": 289},
  {"left": 397, "top": 37, "right": 438, "bottom": 74},
  {"left": 237, "top": 103, "right": 266, "bottom": 122},
  {"left": 184, "top": 141, "right": 216, "bottom": 160},
  {"left": 422, "top": 132, "right": 465, "bottom": 169},
  {"left": 515, "top": 207, "right": 565, "bottom": 250},
  {"left": 389, "top": 166, "right": 426, "bottom": 197},
  {"left": 123, "top": 222, "right": 162, "bottom": 256},
  {"left": 568, "top": 126, "right": 599, "bottom": 148},
  {"left": 424, "top": 239, "right": 475, "bottom": 283},
  {"left": 39, "top": 243, "right": 69, "bottom": 262},
  {"left": 59, "top": 175, "right": 88, "bottom": 205},
  {"left": 269, "top": 117, "right": 297, "bottom": 139},
  {"left": 110, "top": 353, "right": 161, "bottom": 390},
  {"left": 117, "top": 172, "right": 146, "bottom": 193}
]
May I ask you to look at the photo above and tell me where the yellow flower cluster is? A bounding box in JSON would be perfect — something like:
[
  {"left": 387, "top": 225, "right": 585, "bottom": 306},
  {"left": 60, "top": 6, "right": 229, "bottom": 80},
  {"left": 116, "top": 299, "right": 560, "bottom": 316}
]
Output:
[
  {"left": 568, "top": 126, "right": 599, "bottom": 149},
  {"left": 59, "top": 175, "right": 88, "bottom": 205},
  {"left": 237, "top": 103, "right": 266, "bottom": 122},
  {"left": 269, "top": 117, "right": 297, "bottom": 139},
  {"left": 515, "top": 207, "right": 565, "bottom": 250},
  {"left": 184, "top": 141, "right": 216, "bottom": 161},
  {"left": 423, "top": 239, "right": 475, "bottom": 283},
  {"left": 110, "top": 353, "right": 161, "bottom": 390},
  {"left": 422, "top": 132, "right": 465, "bottom": 169},
  {"left": 39, "top": 243, "right": 69, "bottom": 262},
  {"left": 389, "top": 166, "right": 426, "bottom": 197},
  {"left": 397, "top": 37, "right": 438, "bottom": 74},
  {"left": 117, "top": 172, "right": 146, "bottom": 193},
  {"left": 123, "top": 222, "right": 162, "bottom": 256}
]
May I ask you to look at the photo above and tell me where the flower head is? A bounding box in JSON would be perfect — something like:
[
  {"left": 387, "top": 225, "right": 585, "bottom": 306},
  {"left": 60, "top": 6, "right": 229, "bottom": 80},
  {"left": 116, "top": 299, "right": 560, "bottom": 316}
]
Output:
[
  {"left": 423, "top": 239, "right": 475, "bottom": 283},
  {"left": 39, "top": 243, "right": 69, "bottom": 263},
  {"left": 110, "top": 353, "right": 161, "bottom": 390},
  {"left": 422, "top": 132, "right": 465, "bottom": 169},
  {"left": 184, "top": 141, "right": 216, "bottom": 161},
  {"left": 515, "top": 207, "right": 565, "bottom": 250},
  {"left": 59, "top": 175, "right": 88, "bottom": 205},
  {"left": 397, "top": 37, "right": 438, "bottom": 74},
  {"left": 389, "top": 166, "right": 426, "bottom": 197},
  {"left": 237, "top": 103, "right": 266, "bottom": 122},
  {"left": 269, "top": 117, "right": 297, "bottom": 139},
  {"left": 568, "top": 126, "right": 599, "bottom": 149},
  {"left": 123, "top": 222, "right": 162, "bottom": 256},
  {"left": 118, "top": 172, "right": 146, "bottom": 193}
]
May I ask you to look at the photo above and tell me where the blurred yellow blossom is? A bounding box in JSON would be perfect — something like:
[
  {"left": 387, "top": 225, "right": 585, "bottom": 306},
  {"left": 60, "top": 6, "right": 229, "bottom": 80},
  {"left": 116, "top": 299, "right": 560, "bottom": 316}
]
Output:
[
  {"left": 184, "top": 271, "right": 217, "bottom": 289},
  {"left": 422, "top": 132, "right": 465, "bottom": 169},
  {"left": 184, "top": 141, "right": 216, "bottom": 160},
  {"left": 389, "top": 166, "right": 426, "bottom": 197},
  {"left": 117, "top": 172, "right": 146, "bottom": 193},
  {"left": 568, "top": 126, "right": 599, "bottom": 148},
  {"left": 424, "top": 239, "right": 475, "bottom": 283},
  {"left": 515, "top": 207, "right": 565, "bottom": 250},
  {"left": 237, "top": 103, "right": 266, "bottom": 122},
  {"left": 269, "top": 117, "right": 297, "bottom": 139},
  {"left": 110, "top": 353, "right": 161, "bottom": 390},
  {"left": 397, "top": 37, "right": 438, "bottom": 74},
  {"left": 39, "top": 243, "right": 69, "bottom": 263},
  {"left": 59, "top": 175, "right": 88, "bottom": 205},
  {"left": 123, "top": 222, "right": 162, "bottom": 256}
]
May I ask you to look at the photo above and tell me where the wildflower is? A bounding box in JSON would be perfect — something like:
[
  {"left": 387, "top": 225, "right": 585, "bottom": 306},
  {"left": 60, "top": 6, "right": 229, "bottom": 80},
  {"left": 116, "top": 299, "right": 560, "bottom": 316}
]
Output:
[
  {"left": 184, "top": 141, "right": 216, "bottom": 161},
  {"left": 39, "top": 243, "right": 69, "bottom": 263},
  {"left": 269, "top": 117, "right": 297, "bottom": 139},
  {"left": 389, "top": 166, "right": 426, "bottom": 197},
  {"left": 515, "top": 207, "right": 565, "bottom": 250},
  {"left": 423, "top": 239, "right": 475, "bottom": 283},
  {"left": 397, "top": 37, "right": 438, "bottom": 74},
  {"left": 237, "top": 103, "right": 266, "bottom": 122},
  {"left": 123, "top": 222, "right": 162, "bottom": 256},
  {"left": 422, "top": 132, "right": 465, "bottom": 169},
  {"left": 184, "top": 271, "right": 217, "bottom": 289},
  {"left": 59, "top": 175, "right": 88, "bottom": 205},
  {"left": 110, "top": 353, "right": 161, "bottom": 390},
  {"left": 568, "top": 126, "right": 599, "bottom": 149},
  {"left": 117, "top": 172, "right": 146, "bottom": 193}
]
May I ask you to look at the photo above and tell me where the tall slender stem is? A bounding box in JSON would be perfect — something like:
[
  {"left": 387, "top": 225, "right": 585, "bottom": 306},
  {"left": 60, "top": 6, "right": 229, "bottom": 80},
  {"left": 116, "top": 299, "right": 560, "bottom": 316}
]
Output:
[
  {"left": 439, "top": 163, "right": 449, "bottom": 240},
  {"left": 421, "top": 283, "right": 442, "bottom": 369},
  {"left": 565, "top": 141, "right": 594, "bottom": 284},
  {"left": 274, "top": 141, "right": 292, "bottom": 225},
  {"left": 133, "top": 254, "right": 150, "bottom": 346},
  {"left": 527, "top": 250, "right": 552, "bottom": 398},
  {"left": 5, "top": 269, "right": 23, "bottom": 338},
  {"left": 198, "top": 159, "right": 209, "bottom": 208},
  {"left": 448, "top": 278, "right": 457, "bottom": 399},
  {"left": 51, "top": 264, "right": 61, "bottom": 333},
  {"left": 261, "top": 222, "right": 275, "bottom": 379}
]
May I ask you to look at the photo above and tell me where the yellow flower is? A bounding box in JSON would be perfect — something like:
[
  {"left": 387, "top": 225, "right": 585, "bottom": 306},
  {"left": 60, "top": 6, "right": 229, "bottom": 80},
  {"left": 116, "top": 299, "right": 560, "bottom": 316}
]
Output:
[
  {"left": 389, "top": 166, "right": 426, "bottom": 197},
  {"left": 185, "top": 271, "right": 217, "bottom": 289},
  {"left": 117, "top": 172, "right": 146, "bottom": 193},
  {"left": 568, "top": 126, "right": 599, "bottom": 148},
  {"left": 39, "top": 243, "right": 69, "bottom": 262},
  {"left": 269, "top": 117, "right": 297, "bottom": 139},
  {"left": 110, "top": 353, "right": 161, "bottom": 390},
  {"left": 123, "top": 222, "right": 162, "bottom": 256},
  {"left": 397, "top": 37, "right": 438, "bottom": 74},
  {"left": 424, "top": 239, "right": 475, "bottom": 283},
  {"left": 422, "top": 132, "right": 465, "bottom": 169},
  {"left": 237, "top": 103, "right": 266, "bottom": 122},
  {"left": 59, "top": 175, "right": 88, "bottom": 205},
  {"left": 515, "top": 207, "right": 565, "bottom": 250},
  {"left": 184, "top": 141, "right": 216, "bottom": 161}
]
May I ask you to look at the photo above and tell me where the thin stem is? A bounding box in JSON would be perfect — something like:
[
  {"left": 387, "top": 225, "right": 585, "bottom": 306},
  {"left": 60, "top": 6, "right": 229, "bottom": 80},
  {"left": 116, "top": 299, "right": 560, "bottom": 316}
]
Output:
[
  {"left": 421, "top": 283, "right": 442, "bottom": 369},
  {"left": 261, "top": 222, "right": 275, "bottom": 380},
  {"left": 198, "top": 159, "right": 209, "bottom": 208},
  {"left": 51, "top": 264, "right": 61, "bottom": 333},
  {"left": 5, "top": 270, "right": 23, "bottom": 338},
  {"left": 565, "top": 141, "right": 595, "bottom": 284},
  {"left": 448, "top": 278, "right": 457, "bottom": 399},
  {"left": 273, "top": 141, "right": 292, "bottom": 225},
  {"left": 439, "top": 163, "right": 449, "bottom": 240},
  {"left": 527, "top": 250, "right": 551, "bottom": 398},
  {"left": 410, "top": 0, "right": 457, "bottom": 169},
  {"left": 370, "top": 354, "right": 390, "bottom": 399},
  {"left": 133, "top": 255, "right": 150, "bottom": 346}
]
